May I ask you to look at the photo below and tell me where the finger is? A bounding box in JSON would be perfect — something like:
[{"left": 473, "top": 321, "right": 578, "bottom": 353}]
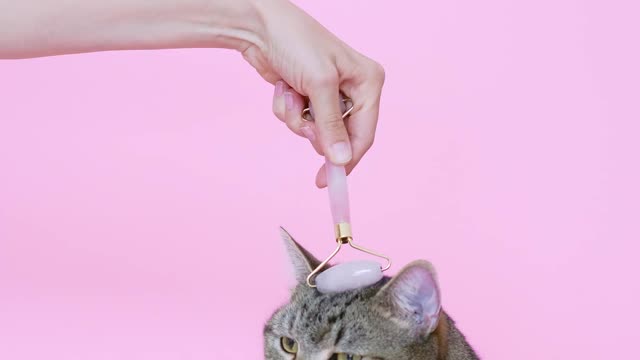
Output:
[
  {"left": 299, "top": 123, "right": 323, "bottom": 156},
  {"left": 272, "top": 80, "right": 288, "bottom": 122},
  {"left": 315, "top": 79, "right": 383, "bottom": 187},
  {"left": 344, "top": 95, "right": 379, "bottom": 174},
  {"left": 307, "top": 74, "right": 352, "bottom": 165},
  {"left": 340, "top": 64, "right": 384, "bottom": 178},
  {"left": 315, "top": 163, "right": 327, "bottom": 188},
  {"left": 315, "top": 119, "right": 369, "bottom": 188},
  {"left": 284, "top": 89, "right": 323, "bottom": 154},
  {"left": 283, "top": 90, "right": 305, "bottom": 135}
]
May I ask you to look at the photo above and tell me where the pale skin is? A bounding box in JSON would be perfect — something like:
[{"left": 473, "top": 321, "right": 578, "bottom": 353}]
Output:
[{"left": 0, "top": 0, "right": 384, "bottom": 188}]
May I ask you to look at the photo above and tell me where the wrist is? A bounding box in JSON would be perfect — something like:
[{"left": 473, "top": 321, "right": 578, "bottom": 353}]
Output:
[{"left": 203, "top": 0, "right": 275, "bottom": 52}]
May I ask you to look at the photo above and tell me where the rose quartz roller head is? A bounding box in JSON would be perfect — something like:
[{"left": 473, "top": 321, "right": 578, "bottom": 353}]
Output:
[{"left": 302, "top": 96, "right": 392, "bottom": 293}]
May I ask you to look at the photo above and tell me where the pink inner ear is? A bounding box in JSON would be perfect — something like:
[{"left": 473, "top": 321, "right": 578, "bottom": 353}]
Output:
[{"left": 393, "top": 266, "right": 441, "bottom": 332}]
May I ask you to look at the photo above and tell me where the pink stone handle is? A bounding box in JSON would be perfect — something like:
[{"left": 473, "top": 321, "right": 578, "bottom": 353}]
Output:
[{"left": 325, "top": 158, "right": 351, "bottom": 225}]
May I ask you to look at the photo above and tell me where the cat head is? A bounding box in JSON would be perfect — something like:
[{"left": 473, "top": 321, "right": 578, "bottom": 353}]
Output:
[{"left": 264, "top": 228, "right": 444, "bottom": 360}]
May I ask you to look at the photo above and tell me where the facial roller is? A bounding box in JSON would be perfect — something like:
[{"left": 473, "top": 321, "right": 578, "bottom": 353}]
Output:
[{"left": 302, "top": 95, "right": 392, "bottom": 294}]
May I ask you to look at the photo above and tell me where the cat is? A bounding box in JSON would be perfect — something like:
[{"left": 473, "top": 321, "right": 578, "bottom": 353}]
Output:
[{"left": 264, "top": 228, "right": 479, "bottom": 360}]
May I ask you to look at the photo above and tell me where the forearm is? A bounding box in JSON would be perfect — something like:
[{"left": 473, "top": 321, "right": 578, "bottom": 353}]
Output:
[{"left": 0, "top": 0, "right": 265, "bottom": 59}]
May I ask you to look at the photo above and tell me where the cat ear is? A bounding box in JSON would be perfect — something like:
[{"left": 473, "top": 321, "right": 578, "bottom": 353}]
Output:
[
  {"left": 375, "top": 260, "right": 442, "bottom": 334},
  {"left": 279, "top": 227, "right": 322, "bottom": 283}
]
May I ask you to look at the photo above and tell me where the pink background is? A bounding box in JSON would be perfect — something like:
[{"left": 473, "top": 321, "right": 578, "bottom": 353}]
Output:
[{"left": 1, "top": 0, "right": 639, "bottom": 359}]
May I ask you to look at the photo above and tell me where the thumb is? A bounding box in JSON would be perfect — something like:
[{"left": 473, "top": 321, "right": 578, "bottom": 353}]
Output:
[{"left": 308, "top": 85, "right": 352, "bottom": 165}]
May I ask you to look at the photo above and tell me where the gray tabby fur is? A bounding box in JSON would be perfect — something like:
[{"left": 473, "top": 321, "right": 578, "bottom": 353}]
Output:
[{"left": 264, "top": 228, "right": 479, "bottom": 360}]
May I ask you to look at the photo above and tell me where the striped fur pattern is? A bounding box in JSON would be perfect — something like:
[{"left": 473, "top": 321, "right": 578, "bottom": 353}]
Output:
[{"left": 264, "top": 229, "right": 479, "bottom": 360}]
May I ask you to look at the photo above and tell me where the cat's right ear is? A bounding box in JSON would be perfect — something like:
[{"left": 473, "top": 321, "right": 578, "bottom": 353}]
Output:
[
  {"left": 280, "top": 227, "right": 322, "bottom": 283},
  {"left": 374, "top": 260, "right": 442, "bottom": 335}
]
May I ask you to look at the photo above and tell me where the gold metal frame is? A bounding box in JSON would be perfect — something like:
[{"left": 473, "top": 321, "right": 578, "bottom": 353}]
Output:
[
  {"left": 302, "top": 96, "right": 354, "bottom": 121},
  {"left": 306, "top": 222, "right": 392, "bottom": 288},
  {"left": 301, "top": 96, "right": 391, "bottom": 288}
]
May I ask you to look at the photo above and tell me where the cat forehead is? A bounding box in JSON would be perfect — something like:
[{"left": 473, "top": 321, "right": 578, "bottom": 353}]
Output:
[
  {"left": 292, "top": 277, "right": 389, "bottom": 304},
  {"left": 278, "top": 279, "right": 390, "bottom": 336},
  {"left": 266, "top": 277, "right": 437, "bottom": 359}
]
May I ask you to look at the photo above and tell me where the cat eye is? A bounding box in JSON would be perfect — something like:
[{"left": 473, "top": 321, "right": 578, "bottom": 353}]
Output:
[
  {"left": 280, "top": 337, "right": 298, "bottom": 354},
  {"left": 335, "top": 354, "right": 362, "bottom": 360}
]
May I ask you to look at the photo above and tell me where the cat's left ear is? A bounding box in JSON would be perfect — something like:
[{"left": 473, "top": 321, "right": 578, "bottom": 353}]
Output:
[
  {"left": 279, "top": 227, "right": 322, "bottom": 283},
  {"left": 374, "top": 260, "right": 442, "bottom": 334}
]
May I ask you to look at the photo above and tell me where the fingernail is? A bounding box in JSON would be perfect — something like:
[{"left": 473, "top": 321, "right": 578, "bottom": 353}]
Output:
[
  {"left": 275, "top": 81, "right": 284, "bottom": 96},
  {"left": 329, "top": 142, "right": 352, "bottom": 165},
  {"left": 284, "top": 91, "right": 294, "bottom": 111},
  {"left": 300, "top": 126, "right": 316, "bottom": 141}
]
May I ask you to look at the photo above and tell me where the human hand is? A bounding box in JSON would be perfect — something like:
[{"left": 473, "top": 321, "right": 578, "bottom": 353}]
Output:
[
  {"left": 0, "top": 0, "right": 382, "bottom": 189},
  {"left": 241, "top": 0, "right": 385, "bottom": 188}
]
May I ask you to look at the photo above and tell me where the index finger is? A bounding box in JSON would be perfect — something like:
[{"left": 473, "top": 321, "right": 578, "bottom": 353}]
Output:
[
  {"left": 315, "top": 77, "right": 383, "bottom": 188},
  {"left": 307, "top": 76, "right": 352, "bottom": 166}
]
